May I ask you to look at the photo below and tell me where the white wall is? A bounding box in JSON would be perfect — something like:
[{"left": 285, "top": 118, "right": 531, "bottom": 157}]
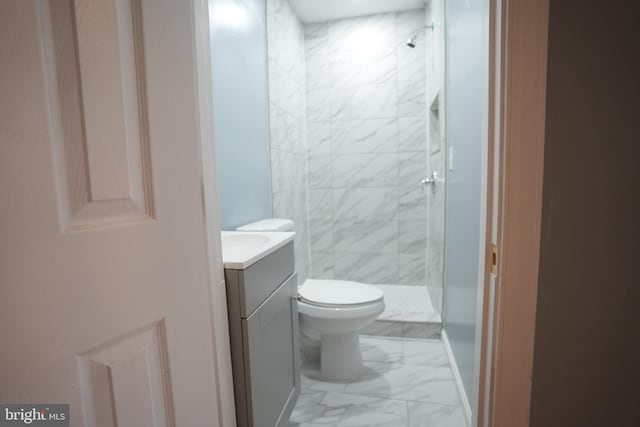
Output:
[{"left": 210, "top": 0, "right": 273, "bottom": 230}]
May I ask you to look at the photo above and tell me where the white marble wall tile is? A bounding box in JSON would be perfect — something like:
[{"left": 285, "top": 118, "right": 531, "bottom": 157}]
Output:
[
  {"left": 270, "top": 149, "right": 295, "bottom": 193},
  {"left": 395, "top": 9, "right": 428, "bottom": 46},
  {"left": 306, "top": 88, "right": 331, "bottom": 122},
  {"left": 399, "top": 151, "right": 427, "bottom": 185},
  {"left": 333, "top": 252, "right": 399, "bottom": 284},
  {"left": 399, "top": 252, "right": 427, "bottom": 285},
  {"left": 426, "top": 148, "right": 445, "bottom": 312},
  {"left": 310, "top": 251, "right": 334, "bottom": 279},
  {"left": 402, "top": 323, "right": 442, "bottom": 339},
  {"left": 289, "top": 389, "right": 408, "bottom": 427},
  {"left": 360, "top": 321, "right": 404, "bottom": 338},
  {"left": 292, "top": 121, "right": 306, "bottom": 154},
  {"left": 331, "top": 83, "right": 398, "bottom": 120},
  {"left": 331, "top": 118, "right": 398, "bottom": 154},
  {"left": 398, "top": 46, "right": 427, "bottom": 82},
  {"left": 333, "top": 187, "right": 398, "bottom": 221},
  {"left": 329, "top": 47, "right": 396, "bottom": 88},
  {"left": 398, "top": 79, "right": 427, "bottom": 117},
  {"left": 310, "top": 219, "right": 333, "bottom": 253},
  {"left": 309, "top": 189, "right": 333, "bottom": 254},
  {"left": 304, "top": 23, "right": 329, "bottom": 57},
  {"left": 307, "top": 122, "right": 331, "bottom": 154},
  {"left": 328, "top": 13, "right": 396, "bottom": 53},
  {"left": 332, "top": 153, "right": 398, "bottom": 188},
  {"left": 269, "top": 104, "right": 295, "bottom": 152},
  {"left": 408, "top": 402, "right": 467, "bottom": 427},
  {"left": 399, "top": 219, "right": 428, "bottom": 253},
  {"left": 271, "top": 67, "right": 305, "bottom": 117},
  {"left": 306, "top": 54, "right": 329, "bottom": 91},
  {"left": 333, "top": 218, "right": 398, "bottom": 254},
  {"left": 308, "top": 188, "right": 332, "bottom": 221},
  {"left": 307, "top": 154, "right": 332, "bottom": 188},
  {"left": 272, "top": 190, "right": 294, "bottom": 220},
  {"left": 399, "top": 117, "right": 427, "bottom": 152},
  {"left": 399, "top": 185, "right": 427, "bottom": 221},
  {"left": 268, "top": 0, "right": 309, "bottom": 282},
  {"left": 302, "top": 8, "right": 434, "bottom": 288}
]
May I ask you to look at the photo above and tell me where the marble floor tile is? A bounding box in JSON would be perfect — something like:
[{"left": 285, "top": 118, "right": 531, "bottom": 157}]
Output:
[
  {"left": 402, "top": 339, "right": 450, "bottom": 368},
  {"left": 289, "top": 389, "right": 408, "bottom": 427},
  {"left": 407, "top": 401, "right": 467, "bottom": 427},
  {"left": 360, "top": 336, "right": 404, "bottom": 364},
  {"left": 343, "top": 362, "right": 460, "bottom": 406},
  {"left": 291, "top": 336, "right": 465, "bottom": 426},
  {"left": 301, "top": 362, "right": 348, "bottom": 393}
]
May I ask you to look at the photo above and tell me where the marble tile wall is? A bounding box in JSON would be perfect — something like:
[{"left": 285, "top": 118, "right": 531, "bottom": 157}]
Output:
[
  {"left": 425, "top": 0, "right": 446, "bottom": 312},
  {"left": 304, "top": 10, "right": 429, "bottom": 287},
  {"left": 267, "top": 0, "right": 310, "bottom": 283}
]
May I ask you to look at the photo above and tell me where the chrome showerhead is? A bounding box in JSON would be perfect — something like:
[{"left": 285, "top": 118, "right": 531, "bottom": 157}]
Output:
[
  {"left": 405, "top": 22, "right": 436, "bottom": 48},
  {"left": 406, "top": 33, "right": 418, "bottom": 48}
]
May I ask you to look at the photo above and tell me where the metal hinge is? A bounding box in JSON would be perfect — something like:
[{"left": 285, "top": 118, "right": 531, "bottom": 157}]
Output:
[{"left": 490, "top": 243, "right": 498, "bottom": 276}]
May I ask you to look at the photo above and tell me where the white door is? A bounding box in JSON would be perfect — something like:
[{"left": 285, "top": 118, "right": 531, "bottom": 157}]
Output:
[{"left": 0, "top": 1, "right": 227, "bottom": 425}]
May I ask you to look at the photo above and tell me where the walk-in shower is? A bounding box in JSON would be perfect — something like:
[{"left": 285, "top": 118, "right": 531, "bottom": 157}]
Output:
[{"left": 265, "top": 3, "right": 447, "bottom": 339}]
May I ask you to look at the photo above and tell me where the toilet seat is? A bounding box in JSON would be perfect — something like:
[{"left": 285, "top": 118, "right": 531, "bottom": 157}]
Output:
[{"left": 298, "top": 279, "right": 384, "bottom": 308}]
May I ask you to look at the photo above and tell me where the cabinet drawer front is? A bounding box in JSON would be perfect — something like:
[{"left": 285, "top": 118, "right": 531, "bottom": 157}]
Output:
[
  {"left": 243, "top": 274, "right": 299, "bottom": 427},
  {"left": 240, "top": 242, "right": 294, "bottom": 316}
]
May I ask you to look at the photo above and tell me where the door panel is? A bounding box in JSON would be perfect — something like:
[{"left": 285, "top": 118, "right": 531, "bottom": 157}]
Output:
[
  {"left": 41, "top": 0, "right": 154, "bottom": 231},
  {"left": 0, "top": 1, "right": 223, "bottom": 425}
]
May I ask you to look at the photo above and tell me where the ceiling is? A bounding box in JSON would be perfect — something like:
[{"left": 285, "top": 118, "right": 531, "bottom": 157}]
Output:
[{"left": 288, "top": 0, "right": 427, "bottom": 23}]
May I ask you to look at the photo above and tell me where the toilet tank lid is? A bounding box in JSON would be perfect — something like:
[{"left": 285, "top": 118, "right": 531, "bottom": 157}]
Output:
[{"left": 236, "top": 218, "right": 294, "bottom": 232}]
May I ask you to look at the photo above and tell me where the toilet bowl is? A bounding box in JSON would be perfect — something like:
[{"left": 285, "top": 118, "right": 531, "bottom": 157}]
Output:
[{"left": 297, "top": 279, "right": 385, "bottom": 382}]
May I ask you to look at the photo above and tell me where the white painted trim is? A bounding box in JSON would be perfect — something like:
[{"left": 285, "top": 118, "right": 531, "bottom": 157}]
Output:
[
  {"left": 442, "top": 329, "right": 472, "bottom": 425},
  {"left": 479, "top": 0, "right": 549, "bottom": 426},
  {"left": 473, "top": 0, "right": 501, "bottom": 425},
  {"left": 192, "top": 0, "right": 236, "bottom": 426}
]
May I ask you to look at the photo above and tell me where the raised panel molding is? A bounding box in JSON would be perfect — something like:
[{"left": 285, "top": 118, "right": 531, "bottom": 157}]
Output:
[
  {"left": 38, "top": 0, "right": 154, "bottom": 232},
  {"left": 75, "top": 321, "right": 175, "bottom": 427}
]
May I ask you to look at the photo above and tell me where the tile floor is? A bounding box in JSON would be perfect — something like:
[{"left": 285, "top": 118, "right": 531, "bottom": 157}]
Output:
[{"left": 289, "top": 336, "right": 468, "bottom": 427}]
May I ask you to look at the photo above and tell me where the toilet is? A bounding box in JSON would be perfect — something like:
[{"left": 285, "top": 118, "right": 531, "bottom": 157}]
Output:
[
  {"left": 298, "top": 279, "right": 385, "bottom": 382},
  {"left": 236, "top": 219, "right": 386, "bottom": 382}
]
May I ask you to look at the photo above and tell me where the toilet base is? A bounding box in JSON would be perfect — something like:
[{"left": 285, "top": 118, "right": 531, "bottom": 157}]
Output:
[{"left": 320, "top": 332, "right": 363, "bottom": 381}]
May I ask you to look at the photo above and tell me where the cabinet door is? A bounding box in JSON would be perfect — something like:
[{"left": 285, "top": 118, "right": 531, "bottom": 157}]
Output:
[{"left": 243, "top": 274, "right": 300, "bottom": 427}]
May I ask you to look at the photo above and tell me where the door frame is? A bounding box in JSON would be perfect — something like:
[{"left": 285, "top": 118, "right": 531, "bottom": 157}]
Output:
[
  {"left": 473, "top": 0, "right": 549, "bottom": 426},
  {"left": 192, "top": 0, "right": 237, "bottom": 425},
  {"left": 190, "top": 0, "right": 550, "bottom": 425}
]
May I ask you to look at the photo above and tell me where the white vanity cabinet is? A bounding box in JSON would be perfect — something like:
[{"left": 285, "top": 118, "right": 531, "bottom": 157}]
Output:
[{"left": 224, "top": 242, "right": 300, "bottom": 427}]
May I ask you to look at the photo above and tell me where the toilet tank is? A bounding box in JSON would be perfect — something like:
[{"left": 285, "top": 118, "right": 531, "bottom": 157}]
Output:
[{"left": 236, "top": 218, "right": 294, "bottom": 232}]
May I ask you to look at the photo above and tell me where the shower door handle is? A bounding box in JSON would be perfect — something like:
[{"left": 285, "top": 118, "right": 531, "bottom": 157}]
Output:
[{"left": 421, "top": 171, "right": 438, "bottom": 186}]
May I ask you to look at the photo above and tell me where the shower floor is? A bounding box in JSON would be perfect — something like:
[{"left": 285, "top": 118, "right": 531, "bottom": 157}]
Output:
[
  {"left": 375, "top": 285, "right": 441, "bottom": 323},
  {"left": 358, "top": 285, "right": 442, "bottom": 339}
]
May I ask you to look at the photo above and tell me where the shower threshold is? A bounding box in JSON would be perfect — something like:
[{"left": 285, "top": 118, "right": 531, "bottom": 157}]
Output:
[{"left": 361, "top": 284, "right": 442, "bottom": 339}]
